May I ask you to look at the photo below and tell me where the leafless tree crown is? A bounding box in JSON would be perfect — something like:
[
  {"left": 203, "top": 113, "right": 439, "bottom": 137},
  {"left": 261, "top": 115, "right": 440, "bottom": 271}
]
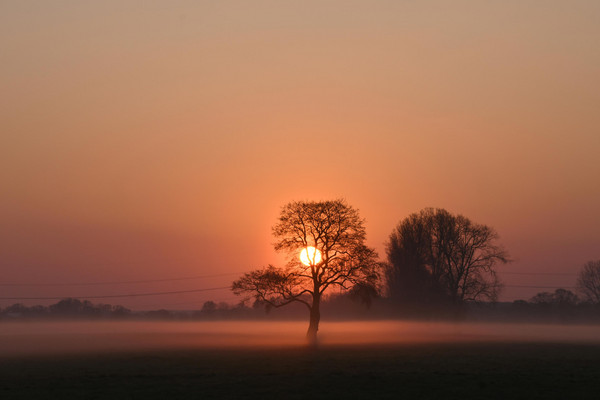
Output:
[
  {"left": 233, "top": 199, "right": 380, "bottom": 310},
  {"left": 577, "top": 260, "right": 600, "bottom": 303},
  {"left": 387, "top": 208, "right": 509, "bottom": 304}
]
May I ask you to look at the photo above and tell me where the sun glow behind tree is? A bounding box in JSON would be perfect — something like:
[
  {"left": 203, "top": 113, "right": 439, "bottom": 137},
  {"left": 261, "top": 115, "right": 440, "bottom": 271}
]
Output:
[
  {"left": 299, "top": 246, "right": 322, "bottom": 267},
  {"left": 232, "top": 199, "right": 382, "bottom": 344}
]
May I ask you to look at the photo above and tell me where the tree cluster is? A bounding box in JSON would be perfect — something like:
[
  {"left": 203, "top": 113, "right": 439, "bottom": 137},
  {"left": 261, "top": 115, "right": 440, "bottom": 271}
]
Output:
[
  {"left": 386, "top": 208, "right": 509, "bottom": 305},
  {"left": 529, "top": 288, "right": 580, "bottom": 306},
  {"left": 232, "top": 200, "right": 517, "bottom": 342},
  {"left": 0, "top": 298, "right": 131, "bottom": 319},
  {"left": 493, "top": 288, "right": 600, "bottom": 323}
]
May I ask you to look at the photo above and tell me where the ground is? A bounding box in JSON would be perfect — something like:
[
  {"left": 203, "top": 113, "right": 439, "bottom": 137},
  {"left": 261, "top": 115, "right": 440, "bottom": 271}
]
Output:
[{"left": 2, "top": 342, "right": 600, "bottom": 399}]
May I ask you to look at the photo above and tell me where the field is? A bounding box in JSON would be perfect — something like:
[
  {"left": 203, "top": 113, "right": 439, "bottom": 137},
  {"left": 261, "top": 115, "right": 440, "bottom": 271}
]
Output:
[{"left": 2, "top": 321, "right": 600, "bottom": 399}]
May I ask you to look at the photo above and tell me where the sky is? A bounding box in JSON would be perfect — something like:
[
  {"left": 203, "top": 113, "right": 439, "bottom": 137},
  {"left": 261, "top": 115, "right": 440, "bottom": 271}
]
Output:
[{"left": 1, "top": 0, "right": 599, "bottom": 309}]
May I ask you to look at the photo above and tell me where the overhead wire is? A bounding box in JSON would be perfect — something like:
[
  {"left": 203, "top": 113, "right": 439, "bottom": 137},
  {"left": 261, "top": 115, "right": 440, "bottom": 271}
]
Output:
[
  {"left": 136, "top": 296, "right": 242, "bottom": 309},
  {"left": 0, "top": 270, "right": 576, "bottom": 287},
  {"left": 504, "top": 285, "right": 576, "bottom": 289},
  {"left": 501, "top": 271, "right": 577, "bottom": 276},
  {"left": 0, "top": 269, "right": 579, "bottom": 303},
  {"left": 0, "top": 286, "right": 231, "bottom": 300},
  {"left": 0, "top": 271, "right": 246, "bottom": 287}
]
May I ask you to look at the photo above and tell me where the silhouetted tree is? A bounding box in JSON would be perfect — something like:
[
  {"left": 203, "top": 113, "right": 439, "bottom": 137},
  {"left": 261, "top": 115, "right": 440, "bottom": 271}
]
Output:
[
  {"left": 232, "top": 199, "right": 381, "bottom": 344},
  {"left": 50, "top": 298, "right": 84, "bottom": 315},
  {"left": 97, "top": 303, "right": 113, "bottom": 315},
  {"left": 45, "top": 299, "right": 130, "bottom": 318},
  {"left": 577, "top": 260, "right": 600, "bottom": 304},
  {"left": 553, "top": 288, "right": 580, "bottom": 306},
  {"left": 530, "top": 288, "right": 579, "bottom": 306},
  {"left": 28, "top": 305, "right": 48, "bottom": 316},
  {"left": 4, "top": 303, "right": 30, "bottom": 316},
  {"left": 386, "top": 208, "right": 509, "bottom": 305},
  {"left": 347, "top": 282, "right": 379, "bottom": 308},
  {"left": 111, "top": 305, "right": 131, "bottom": 318},
  {"left": 201, "top": 300, "right": 217, "bottom": 314},
  {"left": 0, "top": 300, "right": 129, "bottom": 319},
  {"left": 530, "top": 291, "right": 555, "bottom": 305}
]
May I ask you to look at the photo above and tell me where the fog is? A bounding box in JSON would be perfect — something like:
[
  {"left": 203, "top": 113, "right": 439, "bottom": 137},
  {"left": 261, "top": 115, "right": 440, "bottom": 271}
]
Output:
[{"left": 3, "top": 320, "right": 600, "bottom": 357}]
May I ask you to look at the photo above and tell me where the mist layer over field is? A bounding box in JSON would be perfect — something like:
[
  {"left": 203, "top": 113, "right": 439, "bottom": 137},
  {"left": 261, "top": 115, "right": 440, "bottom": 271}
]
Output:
[{"left": 3, "top": 320, "right": 600, "bottom": 357}]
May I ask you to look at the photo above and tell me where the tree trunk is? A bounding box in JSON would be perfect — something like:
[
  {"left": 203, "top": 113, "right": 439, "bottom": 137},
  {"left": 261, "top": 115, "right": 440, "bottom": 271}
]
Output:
[{"left": 306, "top": 294, "right": 320, "bottom": 346}]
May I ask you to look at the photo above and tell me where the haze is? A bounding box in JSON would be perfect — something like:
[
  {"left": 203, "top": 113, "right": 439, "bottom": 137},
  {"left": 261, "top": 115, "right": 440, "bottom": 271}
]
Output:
[
  {"left": 1, "top": 1, "right": 599, "bottom": 308},
  {"left": 4, "top": 320, "right": 600, "bottom": 358}
]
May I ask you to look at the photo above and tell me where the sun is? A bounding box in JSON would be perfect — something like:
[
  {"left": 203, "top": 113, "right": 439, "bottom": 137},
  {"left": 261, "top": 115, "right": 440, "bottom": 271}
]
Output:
[{"left": 300, "top": 246, "right": 322, "bottom": 266}]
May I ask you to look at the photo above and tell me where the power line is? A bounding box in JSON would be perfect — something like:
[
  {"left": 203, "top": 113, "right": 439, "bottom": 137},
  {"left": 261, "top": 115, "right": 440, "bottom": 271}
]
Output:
[
  {"left": 0, "top": 272, "right": 246, "bottom": 287},
  {"left": 0, "top": 270, "right": 578, "bottom": 286},
  {"left": 501, "top": 271, "right": 577, "bottom": 276},
  {"left": 0, "top": 286, "right": 231, "bottom": 300},
  {"left": 504, "top": 285, "right": 577, "bottom": 289},
  {"left": 136, "top": 296, "right": 241, "bottom": 309}
]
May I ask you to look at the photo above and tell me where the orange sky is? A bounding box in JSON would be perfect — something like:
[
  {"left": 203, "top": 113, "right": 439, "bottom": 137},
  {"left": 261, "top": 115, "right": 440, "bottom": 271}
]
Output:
[{"left": 1, "top": 1, "right": 599, "bottom": 308}]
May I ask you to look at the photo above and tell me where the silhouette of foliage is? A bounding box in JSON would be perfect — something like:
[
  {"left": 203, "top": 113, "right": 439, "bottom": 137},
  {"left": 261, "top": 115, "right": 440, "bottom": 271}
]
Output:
[
  {"left": 386, "top": 208, "right": 509, "bottom": 305},
  {"left": 201, "top": 300, "right": 217, "bottom": 314},
  {"left": 232, "top": 199, "right": 382, "bottom": 343},
  {"left": 0, "top": 298, "right": 131, "bottom": 319},
  {"left": 530, "top": 289, "right": 579, "bottom": 306},
  {"left": 577, "top": 260, "right": 600, "bottom": 304}
]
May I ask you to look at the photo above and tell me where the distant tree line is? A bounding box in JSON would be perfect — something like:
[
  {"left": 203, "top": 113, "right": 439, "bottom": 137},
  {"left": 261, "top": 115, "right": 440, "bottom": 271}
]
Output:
[
  {"left": 0, "top": 298, "right": 131, "bottom": 319},
  {"left": 0, "top": 293, "right": 394, "bottom": 321},
  {"left": 3, "top": 285, "right": 600, "bottom": 323},
  {"left": 466, "top": 287, "right": 600, "bottom": 324}
]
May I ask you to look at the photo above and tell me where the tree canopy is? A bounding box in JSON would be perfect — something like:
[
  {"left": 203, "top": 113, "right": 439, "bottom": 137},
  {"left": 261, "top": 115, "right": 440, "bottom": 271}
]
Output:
[
  {"left": 386, "top": 208, "right": 509, "bottom": 305},
  {"left": 577, "top": 260, "right": 600, "bottom": 303},
  {"left": 232, "top": 199, "right": 381, "bottom": 343}
]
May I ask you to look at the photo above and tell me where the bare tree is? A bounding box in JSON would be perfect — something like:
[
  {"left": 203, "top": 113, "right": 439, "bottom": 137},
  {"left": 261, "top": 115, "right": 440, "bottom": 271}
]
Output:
[
  {"left": 201, "top": 300, "right": 217, "bottom": 315},
  {"left": 386, "top": 208, "right": 509, "bottom": 305},
  {"left": 577, "top": 260, "right": 600, "bottom": 303},
  {"left": 232, "top": 199, "right": 381, "bottom": 344}
]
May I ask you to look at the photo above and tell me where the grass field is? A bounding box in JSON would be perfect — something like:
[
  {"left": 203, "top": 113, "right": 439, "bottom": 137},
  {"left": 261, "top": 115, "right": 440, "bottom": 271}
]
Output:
[{"left": 2, "top": 321, "right": 600, "bottom": 399}]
